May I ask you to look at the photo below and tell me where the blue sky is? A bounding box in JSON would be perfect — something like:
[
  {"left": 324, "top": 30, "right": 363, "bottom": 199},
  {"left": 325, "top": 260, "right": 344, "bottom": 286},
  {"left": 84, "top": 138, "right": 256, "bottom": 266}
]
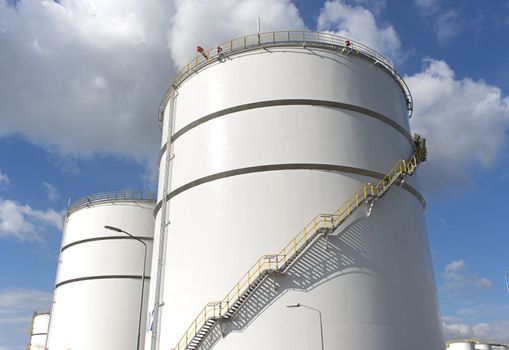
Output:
[{"left": 1, "top": 0, "right": 508, "bottom": 348}]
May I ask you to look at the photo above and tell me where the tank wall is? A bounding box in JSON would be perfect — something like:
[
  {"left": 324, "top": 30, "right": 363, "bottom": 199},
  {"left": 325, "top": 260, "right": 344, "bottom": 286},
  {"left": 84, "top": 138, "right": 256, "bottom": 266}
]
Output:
[
  {"left": 46, "top": 201, "right": 155, "bottom": 350},
  {"left": 476, "top": 345, "right": 493, "bottom": 350},
  {"left": 156, "top": 173, "right": 442, "bottom": 350},
  {"left": 29, "top": 313, "right": 49, "bottom": 350},
  {"left": 147, "top": 44, "right": 443, "bottom": 350},
  {"left": 168, "top": 106, "right": 412, "bottom": 191},
  {"left": 48, "top": 280, "right": 150, "bottom": 350},
  {"left": 173, "top": 48, "right": 410, "bottom": 133},
  {"left": 449, "top": 343, "right": 476, "bottom": 350}
]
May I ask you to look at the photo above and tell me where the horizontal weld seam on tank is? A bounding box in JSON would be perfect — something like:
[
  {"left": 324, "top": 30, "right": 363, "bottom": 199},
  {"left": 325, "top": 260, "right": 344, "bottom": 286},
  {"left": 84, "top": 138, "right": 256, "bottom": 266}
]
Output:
[
  {"left": 161, "top": 99, "right": 413, "bottom": 155},
  {"left": 55, "top": 275, "right": 151, "bottom": 289},
  {"left": 152, "top": 163, "right": 425, "bottom": 216},
  {"left": 60, "top": 235, "right": 154, "bottom": 253},
  {"left": 157, "top": 98, "right": 415, "bottom": 166}
]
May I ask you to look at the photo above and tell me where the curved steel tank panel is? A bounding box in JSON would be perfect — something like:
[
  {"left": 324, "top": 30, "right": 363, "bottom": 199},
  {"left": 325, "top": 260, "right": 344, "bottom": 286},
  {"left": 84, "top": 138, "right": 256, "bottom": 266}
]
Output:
[
  {"left": 46, "top": 192, "right": 155, "bottom": 350},
  {"left": 476, "top": 344, "right": 493, "bottom": 350},
  {"left": 449, "top": 342, "right": 476, "bottom": 350},
  {"left": 147, "top": 32, "right": 444, "bottom": 350},
  {"left": 28, "top": 312, "right": 49, "bottom": 350}
]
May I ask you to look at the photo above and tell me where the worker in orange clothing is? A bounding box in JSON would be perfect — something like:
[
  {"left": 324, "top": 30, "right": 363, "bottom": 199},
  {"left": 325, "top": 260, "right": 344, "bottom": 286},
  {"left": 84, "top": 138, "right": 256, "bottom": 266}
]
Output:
[{"left": 197, "top": 46, "right": 208, "bottom": 60}]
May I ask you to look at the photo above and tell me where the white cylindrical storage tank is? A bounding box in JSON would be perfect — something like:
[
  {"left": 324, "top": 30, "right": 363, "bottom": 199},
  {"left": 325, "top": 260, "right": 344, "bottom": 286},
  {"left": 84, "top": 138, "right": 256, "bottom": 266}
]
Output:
[
  {"left": 491, "top": 345, "right": 508, "bottom": 350},
  {"left": 448, "top": 342, "right": 476, "bottom": 350},
  {"left": 476, "top": 344, "right": 493, "bottom": 350},
  {"left": 46, "top": 192, "right": 155, "bottom": 350},
  {"left": 28, "top": 312, "right": 50, "bottom": 350},
  {"left": 146, "top": 31, "right": 444, "bottom": 350}
]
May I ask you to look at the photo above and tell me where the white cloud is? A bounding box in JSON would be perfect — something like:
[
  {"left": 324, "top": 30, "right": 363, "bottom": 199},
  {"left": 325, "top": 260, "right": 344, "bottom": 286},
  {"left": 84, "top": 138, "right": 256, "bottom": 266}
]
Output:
[
  {"left": 0, "top": 171, "right": 8, "bottom": 188},
  {"left": 316, "top": 0, "right": 401, "bottom": 60},
  {"left": 42, "top": 182, "right": 59, "bottom": 202},
  {"left": 433, "top": 10, "right": 461, "bottom": 44},
  {"left": 0, "top": 288, "right": 52, "bottom": 350},
  {"left": 414, "top": 0, "right": 462, "bottom": 44},
  {"left": 0, "top": 0, "right": 173, "bottom": 167},
  {"left": 0, "top": 198, "right": 63, "bottom": 241},
  {"left": 407, "top": 59, "right": 509, "bottom": 194},
  {"left": 168, "top": 0, "right": 306, "bottom": 67},
  {"left": 414, "top": 0, "right": 438, "bottom": 11},
  {"left": 443, "top": 318, "right": 509, "bottom": 343},
  {"left": 441, "top": 260, "right": 493, "bottom": 292}
]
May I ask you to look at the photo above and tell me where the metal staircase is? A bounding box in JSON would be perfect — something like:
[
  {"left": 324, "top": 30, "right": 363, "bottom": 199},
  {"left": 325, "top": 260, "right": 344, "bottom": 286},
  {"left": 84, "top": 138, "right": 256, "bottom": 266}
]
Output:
[{"left": 171, "top": 141, "right": 426, "bottom": 350}]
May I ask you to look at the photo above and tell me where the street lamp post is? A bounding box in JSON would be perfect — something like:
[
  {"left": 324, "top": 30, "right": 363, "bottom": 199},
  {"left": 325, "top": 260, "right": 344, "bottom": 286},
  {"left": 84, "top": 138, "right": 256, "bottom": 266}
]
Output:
[
  {"left": 287, "top": 303, "right": 324, "bottom": 350},
  {"left": 104, "top": 225, "right": 147, "bottom": 350}
]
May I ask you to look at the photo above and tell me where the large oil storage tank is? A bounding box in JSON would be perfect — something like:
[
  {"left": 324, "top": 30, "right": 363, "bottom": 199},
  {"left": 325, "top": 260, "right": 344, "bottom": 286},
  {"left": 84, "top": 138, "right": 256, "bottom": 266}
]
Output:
[
  {"left": 146, "top": 31, "right": 444, "bottom": 350},
  {"left": 448, "top": 341, "right": 476, "bottom": 350},
  {"left": 476, "top": 344, "right": 493, "bottom": 350},
  {"left": 27, "top": 311, "right": 49, "bottom": 350},
  {"left": 491, "top": 345, "right": 509, "bottom": 350},
  {"left": 45, "top": 192, "right": 155, "bottom": 350}
]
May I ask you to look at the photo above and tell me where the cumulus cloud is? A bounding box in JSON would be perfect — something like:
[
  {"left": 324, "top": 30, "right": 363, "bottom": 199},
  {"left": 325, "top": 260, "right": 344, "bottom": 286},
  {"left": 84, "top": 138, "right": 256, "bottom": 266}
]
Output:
[
  {"left": 316, "top": 0, "right": 401, "bottom": 60},
  {"left": 407, "top": 59, "right": 509, "bottom": 194},
  {"left": 0, "top": 0, "right": 173, "bottom": 166},
  {"left": 0, "top": 198, "right": 63, "bottom": 241},
  {"left": 0, "top": 288, "right": 52, "bottom": 350},
  {"left": 441, "top": 260, "right": 493, "bottom": 292},
  {"left": 443, "top": 318, "right": 509, "bottom": 343},
  {"left": 42, "top": 182, "right": 59, "bottom": 202},
  {"left": 0, "top": 171, "right": 8, "bottom": 188},
  {"left": 168, "top": 0, "right": 306, "bottom": 66}
]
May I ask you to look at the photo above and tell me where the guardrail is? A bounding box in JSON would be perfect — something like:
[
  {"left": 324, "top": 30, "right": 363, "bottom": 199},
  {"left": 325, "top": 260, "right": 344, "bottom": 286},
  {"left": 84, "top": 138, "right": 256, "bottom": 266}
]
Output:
[
  {"left": 171, "top": 150, "right": 422, "bottom": 350},
  {"left": 159, "top": 30, "right": 414, "bottom": 122},
  {"left": 67, "top": 191, "right": 156, "bottom": 215}
]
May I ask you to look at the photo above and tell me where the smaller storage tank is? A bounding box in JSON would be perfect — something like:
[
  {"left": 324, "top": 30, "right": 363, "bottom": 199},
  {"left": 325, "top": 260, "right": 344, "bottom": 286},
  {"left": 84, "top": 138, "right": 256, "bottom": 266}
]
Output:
[
  {"left": 27, "top": 312, "right": 49, "bottom": 350},
  {"left": 476, "top": 344, "right": 493, "bottom": 350},
  {"left": 46, "top": 191, "right": 155, "bottom": 350},
  {"left": 448, "top": 341, "right": 476, "bottom": 350}
]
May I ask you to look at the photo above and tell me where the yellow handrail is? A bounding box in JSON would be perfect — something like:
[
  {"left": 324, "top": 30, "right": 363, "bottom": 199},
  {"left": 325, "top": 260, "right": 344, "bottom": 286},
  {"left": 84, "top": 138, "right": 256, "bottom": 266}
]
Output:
[{"left": 171, "top": 152, "right": 422, "bottom": 350}]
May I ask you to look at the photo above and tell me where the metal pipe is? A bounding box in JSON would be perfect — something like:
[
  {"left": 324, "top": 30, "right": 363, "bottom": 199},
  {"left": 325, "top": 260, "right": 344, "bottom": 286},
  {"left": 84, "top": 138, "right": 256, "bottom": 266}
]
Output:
[
  {"left": 105, "top": 225, "right": 147, "bottom": 350},
  {"left": 287, "top": 303, "right": 324, "bottom": 350}
]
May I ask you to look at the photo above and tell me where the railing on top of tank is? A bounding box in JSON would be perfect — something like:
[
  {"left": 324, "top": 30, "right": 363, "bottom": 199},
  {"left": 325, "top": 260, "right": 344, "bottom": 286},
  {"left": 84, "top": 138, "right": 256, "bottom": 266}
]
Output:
[
  {"left": 67, "top": 191, "right": 156, "bottom": 215},
  {"left": 159, "top": 30, "right": 413, "bottom": 121}
]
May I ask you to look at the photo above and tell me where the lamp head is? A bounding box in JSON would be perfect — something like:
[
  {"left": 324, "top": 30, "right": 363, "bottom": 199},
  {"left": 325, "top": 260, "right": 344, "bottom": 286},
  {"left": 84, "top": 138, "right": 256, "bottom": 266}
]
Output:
[
  {"left": 104, "top": 225, "right": 122, "bottom": 232},
  {"left": 286, "top": 303, "right": 301, "bottom": 308}
]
